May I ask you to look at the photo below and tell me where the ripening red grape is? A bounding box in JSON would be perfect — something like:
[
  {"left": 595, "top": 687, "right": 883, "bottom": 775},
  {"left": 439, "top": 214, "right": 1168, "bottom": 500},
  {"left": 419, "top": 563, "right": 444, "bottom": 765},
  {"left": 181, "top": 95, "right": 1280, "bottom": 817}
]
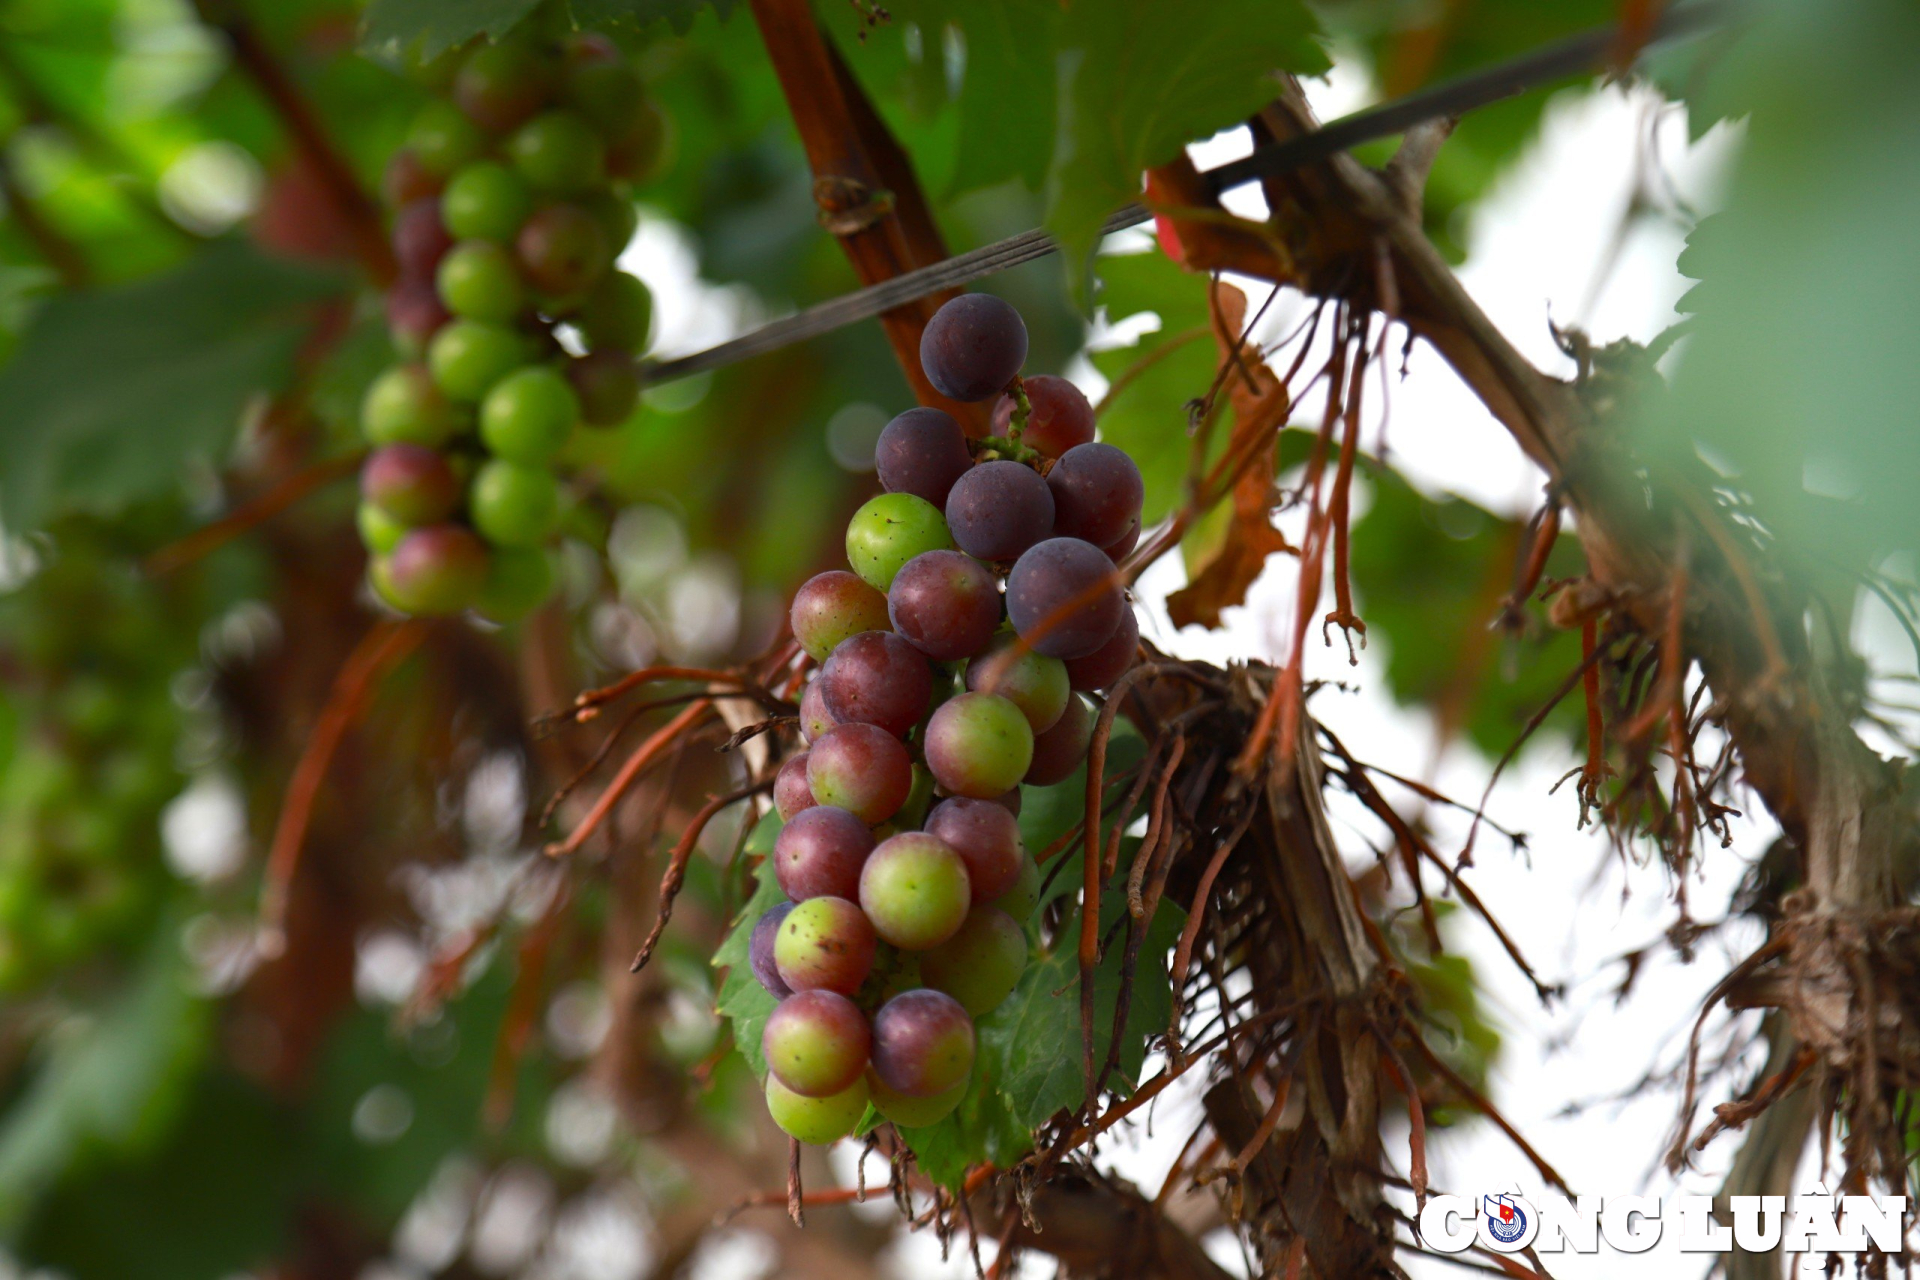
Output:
[
  {"left": 790, "top": 571, "right": 890, "bottom": 662},
  {"left": 844, "top": 493, "right": 954, "bottom": 591},
  {"left": 384, "top": 148, "right": 442, "bottom": 208},
  {"left": 1005, "top": 538, "right": 1125, "bottom": 660},
  {"left": 995, "top": 853, "right": 1042, "bottom": 922},
  {"left": 806, "top": 722, "right": 912, "bottom": 825},
  {"left": 870, "top": 988, "right": 975, "bottom": 1097},
  {"left": 762, "top": 988, "right": 870, "bottom": 1097},
  {"left": 819, "top": 631, "right": 933, "bottom": 738},
  {"left": 362, "top": 364, "right": 459, "bottom": 448},
  {"left": 766, "top": 1073, "right": 867, "bottom": 1145},
  {"left": 798, "top": 680, "right": 838, "bottom": 744},
  {"left": 565, "top": 350, "right": 641, "bottom": 425},
  {"left": 1026, "top": 692, "right": 1095, "bottom": 786},
  {"left": 774, "top": 752, "right": 816, "bottom": 822},
  {"left": 860, "top": 833, "right": 971, "bottom": 951},
  {"left": 886, "top": 550, "right": 1001, "bottom": 661},
  {"left": 923, "top": 796, "right": 1022, "bottom": 904},
  {"left": 1046, "top": 443, "right": 1145, "bottom": 549},
  {"left": 921, "top": 909, "right": 1026, "bottom": 1015},
  {"left": 944, "top": 460, "right": 1054, "bottom": 564},
  {"left": 965, "top": 633, "right": 1069, "bottom": 733},
  {"left": 386, "top": 275, "right": 450, "bottom": 356},
  {"left": 750, "top": 901, "right": 795, "bottom": 998},
  {"left": 924, "top": 692, "right": 1034, "bottom": 799},
  {"left": 1064, "top": 607, "right": 1138, "bottom": 692},
  {"left": 874, "top": 407, "right": 972, "bottom": 507},
  {"left": 380, "top": 525, "right": 490, "bottom": 616},
  {"left": 772, "top": 805, "right": 872, "bottom": 902},
  {"left": 361, "top": 444, "right": 460, "bottom": 526},
  {"left": 605, "top": 98, "right": 672, "bottom": 183},
  {"left": 774, "top": 895, "right": 876, "bottom": 996},
  {"left": 994, "top": 374, "right": 1095, "bottom": 458},
  {"left": 516, "top": 203, "right": 611, "bottom": 298},
  {"left": 453, "top": 41, "right": 554, "bottom": 134},
  {"left": 393, "top": 198, "right": 453, "bottom": 277},
  {"left": 868, "top": 1071, "right": 966, "bottom": 1129},
  {"left": 919, "top": 294, "right": 1028, "bottom": 402}
]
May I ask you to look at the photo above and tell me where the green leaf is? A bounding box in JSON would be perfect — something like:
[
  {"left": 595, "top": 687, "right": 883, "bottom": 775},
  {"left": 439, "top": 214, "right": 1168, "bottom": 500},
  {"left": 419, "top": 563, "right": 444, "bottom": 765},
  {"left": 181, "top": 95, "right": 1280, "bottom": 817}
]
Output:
[
  {"left": 360, "top": 0, "right": 542, "bottom": 58},
  {"left": 712, "top": 810, "right": 786, "bottom": 1078},
  {"left": 567, "top": 0, "right": 738, "bottom": 37},
  {"left": 1045, "top": 0, "right": 1326, "bottom": 299},
  {"left": 0, "top": 242, "right": 345, "bottom": 535}
]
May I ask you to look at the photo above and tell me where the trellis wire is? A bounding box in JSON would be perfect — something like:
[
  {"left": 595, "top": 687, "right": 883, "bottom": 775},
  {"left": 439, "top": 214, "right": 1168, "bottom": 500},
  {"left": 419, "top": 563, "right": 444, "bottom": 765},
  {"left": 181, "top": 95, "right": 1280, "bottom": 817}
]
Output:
[{"left": 642, "top": 1, "right": 1724, "bottom": 387}]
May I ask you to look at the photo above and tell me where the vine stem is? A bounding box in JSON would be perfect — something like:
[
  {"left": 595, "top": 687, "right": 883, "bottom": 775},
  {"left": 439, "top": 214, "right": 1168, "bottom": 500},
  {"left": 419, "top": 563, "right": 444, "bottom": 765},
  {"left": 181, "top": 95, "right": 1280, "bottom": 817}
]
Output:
[{"left": 546, "top": 699, "right": 714, "bottom": 857}]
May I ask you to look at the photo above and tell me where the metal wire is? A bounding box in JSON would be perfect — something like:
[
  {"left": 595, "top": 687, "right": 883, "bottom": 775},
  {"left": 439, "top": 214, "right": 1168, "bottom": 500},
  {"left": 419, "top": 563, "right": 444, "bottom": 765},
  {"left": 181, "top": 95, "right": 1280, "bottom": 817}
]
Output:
[{"left": 641, "top": 1, "right": 1725, "bottom": 387}]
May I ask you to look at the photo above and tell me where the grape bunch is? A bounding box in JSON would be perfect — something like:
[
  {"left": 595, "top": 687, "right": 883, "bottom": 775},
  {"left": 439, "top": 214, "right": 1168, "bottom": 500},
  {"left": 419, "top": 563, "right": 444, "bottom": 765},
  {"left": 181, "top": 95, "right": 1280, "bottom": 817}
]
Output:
[
  {"left": 358, "top": 29, "right": 669, "bottom": 619},
  {"left": 745, "top": 294, "right": 1146, "bottom": 1145}
]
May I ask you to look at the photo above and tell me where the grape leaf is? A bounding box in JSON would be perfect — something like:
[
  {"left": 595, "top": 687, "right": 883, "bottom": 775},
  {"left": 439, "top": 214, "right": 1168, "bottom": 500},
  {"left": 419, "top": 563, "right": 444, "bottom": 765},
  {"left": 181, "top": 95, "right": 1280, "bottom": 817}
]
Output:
[
  {"left": 712, "top": 809, "right": 786, "bottom": 1078},
  {"left": 567, "top": 0, "right": 738, "bottom": 36},
  {"left": 0, "top": 242, "right": 344, "bottom": 535},
  {"left": 360, "top": 0, "right": 543, "bottom": 57},
  {"left": 1046, "top": 0, "right": 1326, "bottom": 299}
]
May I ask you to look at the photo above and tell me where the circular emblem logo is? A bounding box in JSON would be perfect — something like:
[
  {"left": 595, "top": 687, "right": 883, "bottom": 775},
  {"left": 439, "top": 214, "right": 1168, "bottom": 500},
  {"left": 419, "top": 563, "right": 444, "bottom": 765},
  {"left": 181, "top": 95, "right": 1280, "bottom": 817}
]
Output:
[{"left": 1480, "top": 1193, "right": 1536, "bottom": 1252}]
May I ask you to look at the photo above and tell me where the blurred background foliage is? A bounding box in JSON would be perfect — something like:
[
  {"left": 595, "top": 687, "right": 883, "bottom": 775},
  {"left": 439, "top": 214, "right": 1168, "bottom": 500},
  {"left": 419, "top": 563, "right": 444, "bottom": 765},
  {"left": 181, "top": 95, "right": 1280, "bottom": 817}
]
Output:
[{"left": 0, "top": 0, "right": 1906, "bottom": 1274}]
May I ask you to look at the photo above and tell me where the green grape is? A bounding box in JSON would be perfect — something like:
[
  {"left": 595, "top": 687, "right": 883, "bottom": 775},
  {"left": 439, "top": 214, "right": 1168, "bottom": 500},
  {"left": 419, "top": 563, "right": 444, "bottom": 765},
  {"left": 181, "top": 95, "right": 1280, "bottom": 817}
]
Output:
[
  {"left": 576, "top": 271, "right": 652, "bottom": 353},
  {"left": 477, "top": 546, "right": 555, "bottom": 622},
  {"left": 441, "top": 161, "right": 534, "bottom": 242},
  {"left": 583, "top": 187, "right": 639, "bottom": 255},
  {"left": 427, "top": 320, "right": 531, "bottom": 402},
  {"left": 358, "top": 501, "right": 410, "bottom": 556},
  {"left": 859, "top": 833, "right": 971, "bottom": 951},
  {"left": 563, "top": 54, "right": 644, "bottom": 132},
  {"left": 470, "top": 459, "right": 560, "bottom": 547},
  {"left": 362, "top": 363, "right": 459, "bottom": 447},
  {"left": 766, "top": 1074, "right": 867, "bottom": 1146},
  {"left": 868, "top": 1072, "right": 966, "bottom": 1129},
  {"left": 406, "top": 100, "right": 485, "bottom": 175},
  {"left": 920, "top": 909, "right": 1026, "bottom": 1016},
  {"left": 453, "top": 40, "right": 555, "bottom": 135},
  {"left": 436, "top": 241, "right": 526, "bottom": 323},
  {"left": 508, "top": 110, "right": 606, "bottom": 194},
  {"left": 845, "top": 492, "right": 954, "bottom": 591},
  {"left": 993, "top": 853, "right": 1042, "bottom": 924},
  {"left": 479, "top": 365, "right": 579, "bottom": 463}
]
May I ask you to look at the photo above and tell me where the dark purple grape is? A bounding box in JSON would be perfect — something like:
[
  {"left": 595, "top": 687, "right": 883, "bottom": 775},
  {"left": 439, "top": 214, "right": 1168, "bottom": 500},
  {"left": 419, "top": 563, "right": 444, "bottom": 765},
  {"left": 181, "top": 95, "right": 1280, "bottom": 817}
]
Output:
[
  {"left": 944, "top": 461, "right": 1054, "bottom": 563},
  {"left": 516, "top": 203, "right": 610, "bottom": 297},
  {"left": 992, "top": 374, "right": 1095, "bottom": 458},
  {"left": 393, "top": 198, "right": 452, "bottom": 277},
  {"left": 1047, "top": 443, "right": 1144, "bottom": 548},
  {"left": 791, "top": 571, "right": 891, "bottom": 662},
  {"left": 807, "top": 722, "right": 912, "bottom": 825},
  {"left": 1026, "top": 693, "right": 1094, "bottom": 786},
  {"left": 886, "top": 550, "right": 1001, "bottom": 661},
  {"left": 870, "top": 989, "right": 975, "bottom": 1097},
  {"left": 919, "top": 294, "right": 1027, "bottom": 402},
  {"left": 763, "top": 989, "right": 870, "bottom": 1098},
  {"left": 799, "top": 680, "right": 839, "bottom": 744},
  {"left": 924, "top": 797, "right": 1022, "bottom": 904},
  {"left": 1005, "top": 538, "right": 1125, "bottom": 660},
  {"left": 1064, "top": 607, "right": 1138, "bottom": 692},
  {"left": 750, "top": 901, "right": 796, "bottom": 998},
  {"left": 775, "top": 751, "right": 816, "bottom": 822},
  {"left": 1103, "top": 517, "right": 1141, "bottom": 561},
  {"left": 875, "top": 407, "right": 972, "bottom": 507},
  {"left": 819, "top": 631, "right": 932, "bottom": 738},
  {"left": 774, "top": 896, "right": 876, "bottom": 996},
  {"left": 773, "top": 805, "right": 873, "bottom": 901}
]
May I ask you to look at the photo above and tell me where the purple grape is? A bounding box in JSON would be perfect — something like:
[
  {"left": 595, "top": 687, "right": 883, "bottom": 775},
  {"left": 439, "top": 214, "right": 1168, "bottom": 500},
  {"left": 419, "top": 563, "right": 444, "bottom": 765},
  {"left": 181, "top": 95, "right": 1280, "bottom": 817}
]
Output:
[
  {"left": 1046, "top": 443, "right": 1144, "bottom": 549},
  {"left": 807, "top": 722, "right": 912, "bottom": 825},
  {"left": 516, "top": 203, "right": 609, "bottom": 297},
  {"left": 870, "top": 989, "right": 975, "bottom": 1097},
  {"left": 992, "top": 374, "right": 1095, "bottom": 458},
  {"left": 1005, "top": 538, "right": 1125, "bottom": 660},
  {"left": 875, "top": 406, "right": 972, "bottom": 507},
  {"left": 791, "top": 570, "right": 891, "bottom": 662},
  {"left": 379, "top": 525, "right": 490, "bottom": 616},
  {"left": 965, "top": 634, "right": 1069, "bottom": 733},
  {"left": 750, "top": 901, "right": 796, "bottom": 998},
  {"left": 1063, "top": 607, "right": 1138, "bottom": 692},
  {"left": 1026, "top": 692, "right": 1094, "bottom": 786},
  {"left": 919, "top": 294, "right": 1027, "bottom": 402},
  {"left": 944, "top": 461, "right": 1054, "bottom": 563},
  {"left": 1102, "top": 517, "right": 1141, "bottom": 561},
  {"left": 773, "top": 805, "right": 873, "bottom": 901},
  {"left": 763, "top": 989, "right": 871, "bottom": 1098},
  {"left": 887, "top": 550, "right": 1001, "bottom": 661},
  {"left": 799, "top": 679, "right": 839, "bottom": 743},
  {"left": 819, "top": 631, "right": 932, "bottom": 738},
  {"left": 774, "top": 751, "right": 816, "bottom": 822},
  {"left": 387, "top": 273, "right": 450, "bottom": 354},
  {"left": 923, "top": 796, "right": 1022, "bottom": 904},
  {"left": 393, "top": 198, "right": 452, "bottom": 277},
  {"left": 924, "top": 692, "right": 1034, "bottom": 799},
  {"left": 774, "top": 896, "right": 876, "bottom": 996}
]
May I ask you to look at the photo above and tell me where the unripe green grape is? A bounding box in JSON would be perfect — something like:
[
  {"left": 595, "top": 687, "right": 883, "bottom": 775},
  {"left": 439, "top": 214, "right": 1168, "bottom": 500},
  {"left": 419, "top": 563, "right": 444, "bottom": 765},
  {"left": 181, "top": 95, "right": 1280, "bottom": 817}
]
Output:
[
  {"left": 766, "top": 1074, "right": 867, "bottom": 1146},
  {"left": 427, "top": 320, "right": 530, "bottom": 402},
  {"left": 859, "top": 833, "right": 971, "bottom": 951},
  {"left": 583, "top": 187, "right": 639, "bottom": 255},
  {"left": 924, "top": 692, "right": 1034, "bottom": 799},
  {"left": 921, "top": 909, "right": 1026, "bottom": 1016},
  {"left": 992, "top": 853, "right": 1042, "bottom": 924},
  {"left": 966, "top": 634, "right": 1070, "bottom": 734},
  {"left": 470, "top": 459, "right": 560, "bottom": 547},
  {"left": 406, "top": 100, "right": 484, "bottom": 175},
  {"left": 480, "top": 365, "right": 579, "bottom": 463},
  {"left": 868, "top": 1072, "right": 965, "bottom": 1129},
  {"left": 362, "top": 363, "right": 459, "bottom": 447},
  {"left": 355, "top": 503, "right": 403, "bottom": 556},
  {"left": 477, "top": 546, "right": 554, "bottom": 621},
  {"left": 566, "top": 351, "right": 641, "bottom": 425},
  {"left": 436, "top": 240, "right": 525, "bottom": 323},
  {"left": 845, "top": 492, "right": 954, "bottom": 591},
  {"left": 440, "top": 160, "right": 533, "bottom": 242},
  {"left": 576, "top": 271, "right": 652, "bottom": 353},
  {"left": 563, "top": 54, "right": 644, "bottom": 132},
  {"left": 508, "top": 110, "right": 605, "bottom": 194}
]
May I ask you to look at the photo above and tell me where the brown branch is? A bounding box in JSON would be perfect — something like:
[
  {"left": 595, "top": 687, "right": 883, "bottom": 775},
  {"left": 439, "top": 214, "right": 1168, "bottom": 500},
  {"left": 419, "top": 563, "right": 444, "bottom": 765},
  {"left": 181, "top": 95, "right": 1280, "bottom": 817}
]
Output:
[
  {"left": 145, "top": 451, "right": 362, "bottom": 575},
  {"left": 546, "top": 699, "right": 715, "bottom": 857}
]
